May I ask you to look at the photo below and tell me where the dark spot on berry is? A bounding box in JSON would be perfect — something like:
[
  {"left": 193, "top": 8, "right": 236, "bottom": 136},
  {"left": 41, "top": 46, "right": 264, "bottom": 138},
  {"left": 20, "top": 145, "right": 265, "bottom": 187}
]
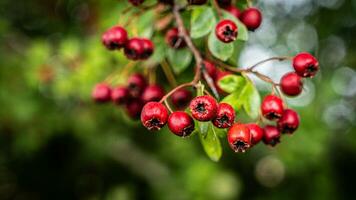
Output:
[{"left": 196, "top": 103, "right": 206, "bottom": 113}]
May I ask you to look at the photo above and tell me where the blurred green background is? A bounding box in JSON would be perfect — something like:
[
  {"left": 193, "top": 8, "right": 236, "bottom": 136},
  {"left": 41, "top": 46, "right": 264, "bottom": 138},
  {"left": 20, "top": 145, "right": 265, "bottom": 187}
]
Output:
[{"left": 1, "top": 0, "right": 356, "bottom": 200}]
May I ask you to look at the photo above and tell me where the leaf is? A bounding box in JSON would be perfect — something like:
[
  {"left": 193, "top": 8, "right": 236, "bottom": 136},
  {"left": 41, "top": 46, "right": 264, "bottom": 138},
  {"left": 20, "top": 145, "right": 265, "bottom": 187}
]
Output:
[
  {"left": 137, "top": 10, "right": 155, "bottom": 38},
  {"left": 145, "top": 36, "right": 166, "bottom": 66},
  {"left": 208, "top": 31, "right": 234, "bottom": 61},
  {"left": 228, "top": 40, "right": 245, "bottom": 65},
  {"left": 198, "top": 122, "right": 210, "bottom": 137},
  {"left": 221, "top": 91, "right": 243, "bottom": 111},
  {"left": 213, "top": 126, "right": 227, "bottom": 138},
  {"left": 190, "top": 7, "right": 216, "bottom": 39},
  {"left": 199, "top": 124, "right": 222, "bottom": 162},
  {"left": 167, "top": 48, "right": 193, "bottom": 74},
  {"left": 221, "top": 10, "right": 249, "bottom": 41},
  {"left": 242, "top": 80, "right": 261, "bottom": 119},
  {"left": 217, "top": 74, "right": 246, "bottom": 93}
]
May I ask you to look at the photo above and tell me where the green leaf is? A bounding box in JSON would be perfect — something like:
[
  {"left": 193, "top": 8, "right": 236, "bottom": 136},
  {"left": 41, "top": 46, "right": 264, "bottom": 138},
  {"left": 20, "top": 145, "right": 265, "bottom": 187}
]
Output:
[
  {"left": 137, "top": 10, "right": 155, "bottom": 38},
  {"left": 208, "top": 31, "right": 234, "bottom": 61},
  {"left": 199, "top": 124, "right": 222, "bottom": 162},
  {"left": 228, "top": 40, "right": 245, "bottom": 65},
  {"left": 167, "top": 48, "right": 193, "bottom": 74},
  {"left": 221, "top": 10, "right": 249, "bottom": 41},
  {"left": 242, "top": 80, "right": 261, "bottom": 119},
  {"left": 198, "top": 122, "right": 210, "bottom": 137},
  {"left": 221, "top": 91, "right": 243, "bottom": 111},
  {"left": 190, "top": 6, "right": 216, "bottom": 39},
  {"left": 218, "top": 74, "right": 246, "bottom": 93}
]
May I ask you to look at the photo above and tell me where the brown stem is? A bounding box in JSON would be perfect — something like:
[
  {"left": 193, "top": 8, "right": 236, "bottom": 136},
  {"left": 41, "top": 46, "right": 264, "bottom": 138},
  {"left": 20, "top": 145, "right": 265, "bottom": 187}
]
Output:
[
  {"left": 164, "top": 100, "right": 173, "bottom": 113},
  {"left": 248, "top": 56, "right": 291, "bottom": 71},
  {"left": 159, "top": 82, "right": 194, "bottom": 103}
]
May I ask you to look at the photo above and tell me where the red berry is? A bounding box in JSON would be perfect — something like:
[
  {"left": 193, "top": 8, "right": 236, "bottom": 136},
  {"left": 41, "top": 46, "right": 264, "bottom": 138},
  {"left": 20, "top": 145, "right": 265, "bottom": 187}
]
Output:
[
  {"left": 141, "top": 38, "right": 154, "bottom": 59},
  {"left": 246, "top": 123, "right": 264, "bottom": 145},
  {"left": 239, "top": 8, "right": 262, "bottom": 31},
  {"left": 125, "top": 99, "right": 144, "bottom": 119},
  {"left": 293, "top": 52, "right": 319, "bottom": 78},
  {"left": 168, "top": 111, "right": 195, "bottom": 137},
  {"left": 128, "top": 73, "right": 147, "bottom": 98},
  {"left": 92, "top": 83, "right": 111, "bottom": 103},
  {"left": 141, "top": 102, "right": 169, "bottom": 131},
  {"left": 111, "top": 86, "right": 129, "bottom": 105},
  {"left": 224, "top": 5, "right": 241, "bottom": 19},
  {"left": 277, "top": 109, "right": 300, "bottom": 134},
  {"left": 189, "top": 95, "right": 218, "bottom": 121},
  {"left": 215, "top": 70, "right": 232, "bottom": 95},
  {"left": 212, "top": 103, "right": 235, "bottom": 128},
  {"left": 165, "top": 28, "right": 186, "bottom": 49},
  {"left": 215, "top": 19, "right": 238, "bottom": 43},
  {"left": 124, "top": 38, "right": 144, "bottom": 60},
  {"left": 129, "top": 0, "right": 144, "bottom": 6},
  {"left": 217, "top": 0, "right": 231, "bottom": 7},
  {"left": 263, "top": 125, "right": 281, "bottom": 147},
  {"left": 227, "top": 123, "right": 251, "bottom": 152},
  {"left": 261, "top": 95, "right": 284, "bottom": 120},
  {"left": 280, "top": 72, "right": 303, "bottom": 96},
  {"left": 102, "top": 26, "right": 128, "bottom": 50},
  {"left": 187, "top": 0, "right": 207, "bottom": 5},
  {"left": 202, "top": 60, "right": 217, "bottom": 79},
  {"left": 171, "top": 89, "right": 192, "bottom": 110},
  {"left": 141, "top": 85, "right": 165, "bottom": 103}
]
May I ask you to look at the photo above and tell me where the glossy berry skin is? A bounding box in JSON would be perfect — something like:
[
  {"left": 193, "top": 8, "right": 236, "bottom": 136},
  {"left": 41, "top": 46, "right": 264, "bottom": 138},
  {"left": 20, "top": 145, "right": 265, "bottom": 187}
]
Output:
[
  {"left": 224, "top": 6, "right": 241, "bottom": 19},
  {"left": 189, "top": 95, "right": 218, "bottom": 121},
  {"left": 141, "top": 102, "right": 169, "bottom": 131},
  {"left": 261, "top": 95, "right": 284, "bottom": 120},
  {"left": 293, "top": 52, "right": 319, "bottom": 78},
  {"left": 168, "top": 111, "right": 195, "bottom": 137},
  {"left": 125, "top": 99, "right": 144, "bottom": 120},
  {"left": 141, "top": 38, "right": 154, "bottom": 59},
  {"left": 280, "top": 72, "right": 303, "bottom": 96},
  {"left": 217, "top": 0, "right": 231, "bottom": 7},
  {"left": 129, "top": 0, "right": 144, "bottom": 6},
  {"left": 187, "top": 0, "right": 207, "bottom": 5},
  {"left": 127, "top": 73, "right": 147, "bottom": 98},
  {"left": 171, "top": 89, "right": 192, "bottom": 110},
  {"left": 277, "top": 109, "right": 300, "bottom": 134},
  {"left": 246, "top": 123, "right": 264, "bottom": 145},
  {"left": 215, "top": 20, "right": 238, "bottom": 43},
  {"left": 263, "top": 125, "right": 281, "bottom": 147},
  {"left": 111, "top": 86, "right": 129, "bottom": 105},
  {"left": 227, "top": 123, "right": 251, "bottom": 152},
  {"left": 165, "top": 28, "right": 186, "bottom": 49},
  {"left": 212, "top": 103, "right": 235, "bottom": 128},
  {"left": 215, "top": 70, "right": 232, "bottom": 95},
  {"left": 92, "top": 83, "right": 111, "bottom": 103},
  {"left": 102, "top": 26, "right": 128, "bottom": 50},
  {"left": 141, "top": 85, "right": 165, "bottom": 103},
  {"left": 124, "top": 38, "right": 144, "bottom": 60},
  {"left": 239, "top": 8, "right": 262, "bottom": 31}
]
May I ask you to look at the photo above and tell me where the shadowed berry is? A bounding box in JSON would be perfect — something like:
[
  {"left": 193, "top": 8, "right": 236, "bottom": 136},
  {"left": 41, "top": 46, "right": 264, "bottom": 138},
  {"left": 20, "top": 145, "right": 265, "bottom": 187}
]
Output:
[
  {"left": 128, "top": 73, "right": 147, "bottom": 98},
  {"left": 102, "top": 26, "right": 128, "bottom": 50},
  {"left": 141, "top": 38, "right": 154, "bottom": 59},
  {"left": 239, "top": 8, "right": 262, "bottom": 31},
  {"left": 165, "top": 28, "right": 186, "bottom": 49},
  {"left": 158, "top": 0, "right": 174, "bottom": 5},
  {"left": 189, "top": 95, "right": 218, "bottom": 121},
  {"left": 280, "top": 72, "right": 303, "bottom": 96},
  {"left": 171, "top": 89, "right": 192, "bottom": 110},
  {"left": 263, "top": 125, "right": 281, "bottom": 147},
  {"left": 125, "top": 99, "right": 144, "bottom": 120},
  {"left": 129, "top": 0, "right": 145, "bottom": 6},
  {"left": 227, "top": 123, "right": 251, "bottom": 152},
  {"left": 142, "top": 85, "right": 165, "bottom": 103},
  {"left": 168, "top": 111, "right": 195, "bottom": 137},
  {"left": 124, "top": 38, "right": 144, "bottom": 60},
  {"left": 224, "top": 5, "right": 241, "bottom": 19},
  {"left": 187, "top": 0, "right": 207, "bottom": 5},
  {"left": 217, "top": 0, "right": 231, "bottom": 7},
  {"left": 92, "top": 83, "right": 112, "bottom": 103},
  {"left": 111, "top": 86, "right": 129, "bottom": 105},
  {"left": 293, "top": 52, "right": 319, "bottom": 78},
  {"left": 278, "top": 109, "right": 300, "bottom": 134},
  {"left": 215, "top": 19, "right": 238, "bottom": 43},
  {"left": 141, "top": 102, "right": 169, "bottom": 131},
  {"left": 212, "top": 103, "right": 235, "bottom": 128},
  {"left": 246, "top": 123, "right": 264, "bottom": 145},
  {"left": 261, "top": 95, "right": 284, "bottom": 120}
]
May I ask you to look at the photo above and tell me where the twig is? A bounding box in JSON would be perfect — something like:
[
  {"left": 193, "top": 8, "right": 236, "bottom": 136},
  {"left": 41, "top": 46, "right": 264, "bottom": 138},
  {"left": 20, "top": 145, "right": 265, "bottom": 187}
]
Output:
[
  {"left": 159, "top": 82, "right": 194, "bottom": 103},
  {"left": 248, "top": 56, "right": 291, "bottom": 71}
]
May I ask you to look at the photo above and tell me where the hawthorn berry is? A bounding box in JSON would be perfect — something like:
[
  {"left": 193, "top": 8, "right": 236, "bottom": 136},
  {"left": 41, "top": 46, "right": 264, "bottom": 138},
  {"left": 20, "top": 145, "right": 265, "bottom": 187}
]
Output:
[
  {"left": 217, "top": 0, "right": 231, "bottom": 7},
  {"left": 189, "top": 95, "right": 218, "bottom": 121},
  {"left": 102, "top": 26, "right": 128, "bottom": 50},
  {"left": 141, "top": 102, "right": 169, "bottom": 131},
  {"left": 165, "top": 28, "right": 186, "bottom": 49},
  {"left": 168, "top": 111, "right": 195, "bottom": 137},
  {"left": 141, "top": 85, "right": 165, "bottom": 103},
  {"left": 141, "top": 38, "right": 154, "bottom": 59},
  {"left": 171, "top": 89, "right": 192, "bottom": 110},
  {"left": 111, "top": 86, "right": 129, "bottom": 105},
  {"left": 239, "top": 8, "right": 262, "bottom": 31},
  {"left": 92, "top": 83, "right": 112, "bottom": 103},
  {"left": 212, "top": 103, "right": 235, "bottom": 128},
  {"left": 224, "top": 5, "right": 241, "bottom": 19},
  {"left": 277, "top": 109, "right": 300, "bottom": 134},
  {"left": 263, "top": 125, "right": 281, "bottom": 147},
  {"left": 227, "top": 123, "right": 251, "bottom": 152},
  {"left": 187, "top": 0, "right": 207, "bottom": 5},
  {"left": 127, "top": 73, "right": 147, "bottom": 98},
  {"left": 280, "top": 72, "right": 303, "bottom": 96},
  {"left": 246, "top": 123, "right": 264, "bottom": 145},
  {"left": 129, "top": 0, "right": 144, "bottom": 6},
  {"left": 125, "top": 99, "right": 144, "bottom": 119},
  {"left": 261, "top": 95, "right": 284, "bottom": 120},
  {"left": 202, "top": 60, "right": 217, "bottom": 80},
  {"left": 293, "top": 52, "right": 319, "bottom": 78},
  {"left": 124, "top": 38, "right": 144, "bottom": 60},
  {"left": 215, "top": 19, "right": 238, "bottom": 43}
]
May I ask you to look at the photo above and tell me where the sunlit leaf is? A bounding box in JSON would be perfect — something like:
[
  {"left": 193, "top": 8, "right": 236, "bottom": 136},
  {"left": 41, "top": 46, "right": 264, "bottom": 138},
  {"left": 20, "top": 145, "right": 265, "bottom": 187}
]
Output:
[
  {"left": 190, "top": 6, "right": 216, "bottom": 38},
  {"left": 207, "top": 31, "right": 234, "bottom": 61},
  {"left": 199, "top": 124, "right": 222, "bottom": 162}
]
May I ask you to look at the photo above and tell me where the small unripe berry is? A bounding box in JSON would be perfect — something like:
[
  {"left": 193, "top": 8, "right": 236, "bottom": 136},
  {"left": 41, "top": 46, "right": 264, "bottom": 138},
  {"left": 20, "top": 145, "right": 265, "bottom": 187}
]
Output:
[
  {"left": 92, "top": 83, "right": 112, "bottom": 103},
  {"left": 227, "top": 123, "right": 251, "bottom": 152},
  {"left": 215, "top": 19, "right": 238, "bottom": 43},
  {"left": 124, "top": 38, "right": 145, "bottom": 60},
  {"left": 129, "top": 0, "right": 145, "bottom": 6},
  {"left": 263, "top": 125, "right": 281, "bottom": 147},
  {"left": 189, "top": 95, "right": 218, "bottom": 121},
  {"left": 102, "top": 26, "right": 128, "bottom": 50},
  {"left": 280, "top": 72, "right": 303, "bottom": 96},
  {"left": 187, "top": 0, "right": 207, "bottom": 5},
  {"left": 168, "top": 111, "right": 195, "bottom": 137},
  {"left": 165, "top": 28, "right": 186, "bottom": 49},
  {"left": 125, "top": 99, "right": 144, "bottom": 119},
  {"left": 224, "top": 6, "right": 241, "bottom": 19},
  {"left": 277, "top": 109, "right": 300, "bottom": 134},
  {"left": 141, "top": 102, "right": 169, "bottom": 131},
  {"left": 141, "top": 85, "right": 165, "bottom": 103},
  {"left": 261, "top": 95, "right": 284, "bottom": 120},
  {"left": 239, "top": 8, "right": 262, "bottom": 31},
  {"left": 212, "top": 103, "right": 235, "bottom": 128},
  {"left": 141, "top": 38, "right": 154, "bottom": 59},
  {"left": 128, "top": 73, "right": 147, "bottom": 98},
  {"left": 171, "top": 89, "right": 192, "bottom": 110},
  {"left": 293, "top": 52, "right": 319, "bottom": 78},
  {"left": 111, "top": 86, "right": 129, "bottom": 105},
  {"left": 217, "top": 0, "right": 231, "bottom": 7},
  {"left": 246, "top": 123, "right": 264, "bottom": 145}
]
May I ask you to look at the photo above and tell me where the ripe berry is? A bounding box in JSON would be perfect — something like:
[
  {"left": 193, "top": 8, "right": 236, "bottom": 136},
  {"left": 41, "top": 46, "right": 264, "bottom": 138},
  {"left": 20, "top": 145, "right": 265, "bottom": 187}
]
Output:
[
  {"left": 224, "top": 6, "right": 241, "bottom": 19},
  {"left": 141, "top": 38, "right": 154, "bottom": 59},
  {"left": 277, "top": 109, "right": 300, "bottom": 134},
  {"left": 168, "top": 111, "right": 195, "bottom": 137},
  {"left": 215, "top": 19, "right": 238, "bottom": 43},
  {"left": 215, "top": 70, "right": 232, "bottom": 95},
  {"left": 129, "top": 0, "right": 144, "bottom": 6},
  {"left": 171, "top": 89, "right": 192, "bottom": 110},
  {"left": 187, "top": 0, "right": 207, "bottom": 5},
  {"left": 102, "top": 26, "right": 128, "bottom": 50},
  {"left": 263, "top": 125, "right": 281, "bottom": 147},
  {"left": 261, "top": 95, "right": 284, "bottom": 120},
  {"left": 239, "top": 8, "right": 262, "bottom": 31},
  {"left": 227, "top": 123, "right": 251, "bottom": 152},
  {"left": 141, "top": 102, "right": 169, "bottom": 131},
  {"left": 141, "top": 85, "right": 165, "bottom": 103},
  {"left": 280, "top": 72, "right": 303, "bottom": 96},
  {"left": 212, "top": 103, "right": 235, "bottom": 128},
  {"left": 202, "top": 60, "right": 217, "bottom": 79},
  {"left": 217, "top": 0, "right": 231, "bottom": 7},
  {"left": 189, "top": 95, "right": 218, "bottom": 121},
  {"left": 128, "top": 73, "right": 147, "bottom": 98},
  {"left": 111, "top": 86, "right": 129, "bottom": 105},
  {"left": 124, "top": 38, "right": 144, "bottom": 60},
  {"left": 125, "top": 99, "right": 144, "bottom": 119},
  {"left": 92, "top": 83, "right": 112, "bottom": 103},
  {"left": 165, "top": 28, "right": 186, "bottom": 49},
  {"left": 293, "top": 52, "right": 319, "bottom": 78},
  {"left": 246, "top": 123, "right": 264, "bottom": 145}
]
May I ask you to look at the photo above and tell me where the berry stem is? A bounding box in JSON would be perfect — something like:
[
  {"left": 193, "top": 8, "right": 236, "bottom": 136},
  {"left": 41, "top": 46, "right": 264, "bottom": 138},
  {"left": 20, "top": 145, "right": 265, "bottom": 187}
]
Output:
[
  {"left": 247, "top": 56, "right": 292, "bottom": 71},
  {"left": 159, "top": 82, "right": 194, "bottom": 103},
  {"left": 164, "top": 100, "right": 173, "bottom": 113}
]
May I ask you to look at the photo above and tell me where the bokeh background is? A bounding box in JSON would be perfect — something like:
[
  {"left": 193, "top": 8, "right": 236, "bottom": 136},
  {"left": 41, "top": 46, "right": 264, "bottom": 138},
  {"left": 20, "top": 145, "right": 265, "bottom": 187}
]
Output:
[{"left": 1, "top": 0, "right": 356, "bottom": 199}]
